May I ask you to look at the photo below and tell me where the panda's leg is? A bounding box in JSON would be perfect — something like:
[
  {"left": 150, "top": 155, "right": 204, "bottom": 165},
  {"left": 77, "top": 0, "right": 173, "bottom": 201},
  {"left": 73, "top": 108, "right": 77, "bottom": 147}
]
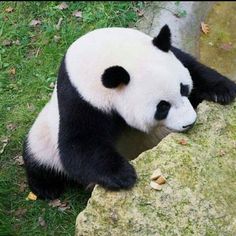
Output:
[
  {"left": 171, "top": 46, "right": 236, "bottom": 108},
  {"left": 23, "top": 147, "right": 66, "bottom": 200},
  {"left": 59, "top": 141, "right": 137, "bottom": 191}
]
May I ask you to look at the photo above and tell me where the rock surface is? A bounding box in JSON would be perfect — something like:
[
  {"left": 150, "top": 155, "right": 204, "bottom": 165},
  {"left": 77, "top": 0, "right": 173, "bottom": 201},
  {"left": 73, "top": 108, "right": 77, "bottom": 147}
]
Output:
[{"left": 76, "top": 101, "right": 236, "bottom": 235}]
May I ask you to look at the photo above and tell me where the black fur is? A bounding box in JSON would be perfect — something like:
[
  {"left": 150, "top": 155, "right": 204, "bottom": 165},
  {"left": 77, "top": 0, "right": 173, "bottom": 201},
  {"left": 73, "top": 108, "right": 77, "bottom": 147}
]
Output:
[
  {"left": 101, "top": 66, "right": 130, "bottom": 88},
  {"left": 180, "top": 83, "right": 189, "bottom": 97},
  {"left": 171, "top": 46, "right": 236, "bottom": 108},
  {"left": 155, "top": 100, "right": 171, "bottom": 120},
  {"left": 23, "top": 140, "right": 67, "bottom": 200},
  {"left": 152, "top": 24, "right": 171, "bottom": 52},
  {"left": 57, "top": 58, "right": 137, "bottom": 191}
]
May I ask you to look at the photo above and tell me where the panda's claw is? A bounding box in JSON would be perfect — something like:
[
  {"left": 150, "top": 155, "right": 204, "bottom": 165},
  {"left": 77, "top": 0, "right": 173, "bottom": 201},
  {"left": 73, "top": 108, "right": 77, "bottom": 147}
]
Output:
[
  {"left": 97, "top": 161, "right": 137, "bottom": 191},
  {"left": 205, "top": 79, "right": 236, "bottom": 105}
]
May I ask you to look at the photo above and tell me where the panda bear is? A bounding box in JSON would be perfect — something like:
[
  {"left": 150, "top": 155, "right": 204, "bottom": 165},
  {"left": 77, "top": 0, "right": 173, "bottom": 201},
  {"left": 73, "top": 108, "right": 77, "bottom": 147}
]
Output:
[{"left": 23, "top": 25, "right": 236, "bottom": 200}]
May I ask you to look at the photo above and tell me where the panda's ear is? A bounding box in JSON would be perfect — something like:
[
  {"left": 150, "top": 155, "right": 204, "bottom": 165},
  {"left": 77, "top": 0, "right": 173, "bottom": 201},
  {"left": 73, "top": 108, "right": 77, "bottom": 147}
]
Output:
[
  {"left": 152, "top": 24, "right": 171, "bottom": 52},
  {"left": 101, "top": 66, "right": 130, "bottom": 89}
]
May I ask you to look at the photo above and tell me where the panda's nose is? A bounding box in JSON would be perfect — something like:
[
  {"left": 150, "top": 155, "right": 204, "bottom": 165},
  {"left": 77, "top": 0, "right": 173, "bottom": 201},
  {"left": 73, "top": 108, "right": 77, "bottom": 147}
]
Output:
[{"left": 182, "top": 121, "right": 195, "bottom": 129}]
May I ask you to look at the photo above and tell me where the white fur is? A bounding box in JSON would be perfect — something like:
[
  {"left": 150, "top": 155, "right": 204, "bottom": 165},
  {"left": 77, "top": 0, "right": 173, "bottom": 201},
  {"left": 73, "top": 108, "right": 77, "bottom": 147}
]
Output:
[
  {"left": 66, "top": 27, "right": 196, "bottom": 132},
  {"left": 27, "top": 86, "right": 63, "bottom": 172}
]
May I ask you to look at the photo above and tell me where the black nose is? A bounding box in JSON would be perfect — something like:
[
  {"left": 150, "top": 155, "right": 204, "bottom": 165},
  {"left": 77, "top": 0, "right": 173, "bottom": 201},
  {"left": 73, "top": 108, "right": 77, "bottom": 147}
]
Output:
[{"left": 182, "top": 122, "right": 195, "bottom": 129}]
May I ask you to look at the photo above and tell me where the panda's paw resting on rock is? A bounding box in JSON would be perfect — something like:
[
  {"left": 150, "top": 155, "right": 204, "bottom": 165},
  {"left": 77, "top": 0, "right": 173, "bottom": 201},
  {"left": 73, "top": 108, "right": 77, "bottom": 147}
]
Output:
[
  {"left": 94, "top": 159, "right": 137, "bottom": 191},
  {"left": 206, "top": 78, "right": 236, "bottom": 105}
]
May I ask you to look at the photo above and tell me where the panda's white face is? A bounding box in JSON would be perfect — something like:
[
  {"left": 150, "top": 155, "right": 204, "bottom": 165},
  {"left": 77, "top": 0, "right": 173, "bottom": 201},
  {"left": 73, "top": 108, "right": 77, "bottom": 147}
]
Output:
[{"left": 66, "top": 27, "right": 197, "bottom": 133}]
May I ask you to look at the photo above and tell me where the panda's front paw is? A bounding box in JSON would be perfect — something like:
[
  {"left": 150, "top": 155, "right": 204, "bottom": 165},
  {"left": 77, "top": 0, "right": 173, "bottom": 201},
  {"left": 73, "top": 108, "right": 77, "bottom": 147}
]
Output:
[
  {"left": 98, "top": 160, "right": 137, "bottom": 191},
  {"left": 204, "top": 78, "right": 236, "bottom": 105}
]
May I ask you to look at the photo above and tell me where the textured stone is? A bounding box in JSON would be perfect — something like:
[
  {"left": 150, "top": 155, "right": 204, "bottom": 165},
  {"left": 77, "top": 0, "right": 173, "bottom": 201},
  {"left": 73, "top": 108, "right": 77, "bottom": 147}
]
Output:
[{"left": 76, "top": 101, "right": 236, "bottom": 235}]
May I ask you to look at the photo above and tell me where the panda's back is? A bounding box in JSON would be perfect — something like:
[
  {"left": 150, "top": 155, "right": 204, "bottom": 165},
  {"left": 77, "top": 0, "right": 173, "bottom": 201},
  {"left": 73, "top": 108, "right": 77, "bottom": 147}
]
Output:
[{"left": 27, "top": 87, "right": 63, "bottom": 171}]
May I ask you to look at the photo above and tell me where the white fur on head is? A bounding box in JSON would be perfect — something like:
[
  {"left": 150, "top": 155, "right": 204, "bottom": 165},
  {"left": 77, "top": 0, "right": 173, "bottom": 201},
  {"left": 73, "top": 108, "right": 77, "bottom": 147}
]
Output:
[{"left": 66, "top": 27, "right": 196, "bottom": 132}]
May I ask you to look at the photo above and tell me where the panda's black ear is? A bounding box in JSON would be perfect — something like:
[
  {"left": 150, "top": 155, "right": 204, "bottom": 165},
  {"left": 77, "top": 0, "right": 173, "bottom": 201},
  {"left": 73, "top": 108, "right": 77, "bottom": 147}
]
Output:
[
  {"left": 102, "top": 66, "right": 130, "bottom": 89},
  {"left": 152, "top": 24, "right": 171, "bottom": 52}
]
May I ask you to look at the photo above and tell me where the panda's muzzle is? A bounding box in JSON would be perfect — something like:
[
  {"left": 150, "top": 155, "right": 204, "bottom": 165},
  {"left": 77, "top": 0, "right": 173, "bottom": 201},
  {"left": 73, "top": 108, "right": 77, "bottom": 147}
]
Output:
[{"left": 182, "top": 121, "right": 196, "bottom": 130}]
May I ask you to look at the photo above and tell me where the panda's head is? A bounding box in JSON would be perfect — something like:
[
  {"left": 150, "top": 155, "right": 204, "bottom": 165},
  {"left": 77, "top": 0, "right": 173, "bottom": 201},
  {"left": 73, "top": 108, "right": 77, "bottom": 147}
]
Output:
[{"left": 66, "top": 25, "right": 197, "bottom": 133}]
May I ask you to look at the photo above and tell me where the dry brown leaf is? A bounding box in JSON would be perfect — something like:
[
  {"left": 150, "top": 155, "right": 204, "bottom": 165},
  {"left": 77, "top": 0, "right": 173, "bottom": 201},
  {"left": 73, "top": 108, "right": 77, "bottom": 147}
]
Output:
[
  {"left": 136, "top": 8, "right": 144, "bottom": 17},
  {"left": 219, "top": 42, "right": 233, "bottom": 51},
  {"left": 2, "top": 39, "right": 12, "bottom": 46},
  {"left": 14, "top": 208, "right": 27, "bottom": 217},
  {"left": 29, "top": 19, "right": 42, "bottom": 27},
  {"left": 7, "top": 123, "right": 17, "bottom": 131},
  {"left": 48, "top": 199, "right": 62, "bottom": 207},
  {"left": 13, "top": 39, "right": 20, "bottom": 45},
  {"left": 27, "top": 103, "right": 35, "bottom": 112},
  {"left": 8, "top": 67, "right": 16, "bottom": 75},
  {"left": 201, "top": 22, "right": 210, "bottom": 34},
  {"left": 19, "top": 181, "right": 27, "bottom": 192},
  {"left": 49, "top": 199, "right": 70, "bottom": 211},
  {"left": 219, "top": 149, "right": 226, "bottom": 156},
  {"left": 38, "top": 216, "right": 47, "bottom": 227},
  {"left": 58, "top": 205, "right": 70, "bottom": 212},
  {"left": 72, "top": 10, "right": 82, "bottom": 18},
  {"left": 5, "top": 7, "right": 14, "bottom": 13},
  {"left": 179, "top": 139, "right": 188, "bottom": 145},
  {"left": 13, "top": 155, "right": 24, "bottom": 166},
  {"left": 56, "top": 2, "right": 69, "bottom": 10}
]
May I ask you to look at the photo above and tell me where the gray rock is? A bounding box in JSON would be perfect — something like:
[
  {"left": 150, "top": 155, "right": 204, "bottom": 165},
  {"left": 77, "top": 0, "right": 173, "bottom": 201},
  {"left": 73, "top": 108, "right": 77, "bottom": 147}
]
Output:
[
  {"left": 137, "top": 1, "right": 214, "bottom": 55},
  {"left": 76, "top": 101, "right": 236, "bottom": 235}
]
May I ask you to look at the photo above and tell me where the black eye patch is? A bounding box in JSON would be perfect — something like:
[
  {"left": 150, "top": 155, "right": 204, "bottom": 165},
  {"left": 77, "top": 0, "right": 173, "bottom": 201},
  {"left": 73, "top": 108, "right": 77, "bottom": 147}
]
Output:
[
  {"left": 180, "top": 83, "right": 189, "bottom": 97},
  {"left": 155, "top": 100, "right": 171, "bottom": 120}
]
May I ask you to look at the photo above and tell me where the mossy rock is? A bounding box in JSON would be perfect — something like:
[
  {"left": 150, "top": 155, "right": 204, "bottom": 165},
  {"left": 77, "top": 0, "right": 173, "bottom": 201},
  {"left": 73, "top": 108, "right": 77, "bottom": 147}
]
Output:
[{"left": 76, "top": 101, "right": 236, "bottom": 236}]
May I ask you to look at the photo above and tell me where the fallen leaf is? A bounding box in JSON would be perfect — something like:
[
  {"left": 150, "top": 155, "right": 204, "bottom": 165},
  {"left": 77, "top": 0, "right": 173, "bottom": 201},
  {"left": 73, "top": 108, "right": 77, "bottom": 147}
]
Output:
[
  {"left": 2, "top": 39, "right": 12, "bottom": 46},
  {"left": 48, "top": 199, "right": 70, "bottom": 211},
  {"left": 72, "top": 10, "right": 82, "bottom": 18},
  {"left": 5, "top": 7, "right": 14, "bottom": 13},
  {"left": 53, "top": 35, "right": 61, "bottom": 43},
  {"left": 179, "top": 139, "right": 187, "bottom": 145},
  {"left": 219, "top": 42, "right": 233, "bottom": 51},
  {"left": 58, "top": 205, "right": 70, "bottom": 212},
  {"left": 13, "top": 155, "right": 24, "bottom": 166},
  {"left": 38, "top": 216, "right": 47, "bottom": 227},
  {"left": 26, "top": 192, "right": 37, "bottom": 201},
  {"left": 219, "top": 149, "right": 226, "bottom": 156},
  {"left": 8, "top": 68, "right": 16, "bottom": 75},
  {"left": 135, "top": 8, "right": 144, "bottom": 17},
  {"left": 19, "top": 181, "right": 27, "bottom": 192},
  {"left": 56, "top": 17, "right": 63, "bottom": 30},
  {"left": 48, "top": 199, "right": 61, "bottom": 207},
  {"left": 56, "top": 2, "right": 68, "bottom": 10},
  {"left": 7, "top": 123, "right": 17, "bottom": 131},
  {"left": 49, "top": 82, "right": 55, "bottom": 88},
  {"left": 13, "top": 39, "right": 20, "bottom": 45},
  {"left": 29, "top": 19, "right": 42, "bottom": 27},
  {"left": 27, "top": 103, "right": 35, "bottom": 111},
  {"left": 201, "top": 22, "right": 210, "bottom": 34},
  {"left": 0, "top": 138, "right": 9, "bottom": 154},
  {"left": 14, "top": 208, "right": 27, "bottom": 217}
]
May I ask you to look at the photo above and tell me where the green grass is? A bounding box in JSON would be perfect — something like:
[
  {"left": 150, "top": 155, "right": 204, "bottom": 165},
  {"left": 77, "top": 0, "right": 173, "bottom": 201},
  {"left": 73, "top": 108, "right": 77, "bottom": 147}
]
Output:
[{"left": 0, "top": 2, "right": 143, "bottom": 235}]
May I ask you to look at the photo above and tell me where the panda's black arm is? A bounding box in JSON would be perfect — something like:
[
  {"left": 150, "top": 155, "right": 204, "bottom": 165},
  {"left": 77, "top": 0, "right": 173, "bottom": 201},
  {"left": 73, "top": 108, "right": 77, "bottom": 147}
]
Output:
[
  {"left": 57, "top": 57, "right": 136, "bottom": 190},
  {"left": 59, "top": 138, "right": 137, "bottom": 190},
  {"left": 171, "top": 46, "right": 236, "bottom": 107}
]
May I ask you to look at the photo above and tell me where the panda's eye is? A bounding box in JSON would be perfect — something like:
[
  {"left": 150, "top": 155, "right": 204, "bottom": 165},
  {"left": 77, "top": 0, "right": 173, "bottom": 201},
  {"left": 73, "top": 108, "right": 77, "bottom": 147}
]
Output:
[
  {"left": 155, "top": 100, "right": 171, "bottom": 120},
  {"left": 180, "top": 83, "right": 189, "bottom": 97}
]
